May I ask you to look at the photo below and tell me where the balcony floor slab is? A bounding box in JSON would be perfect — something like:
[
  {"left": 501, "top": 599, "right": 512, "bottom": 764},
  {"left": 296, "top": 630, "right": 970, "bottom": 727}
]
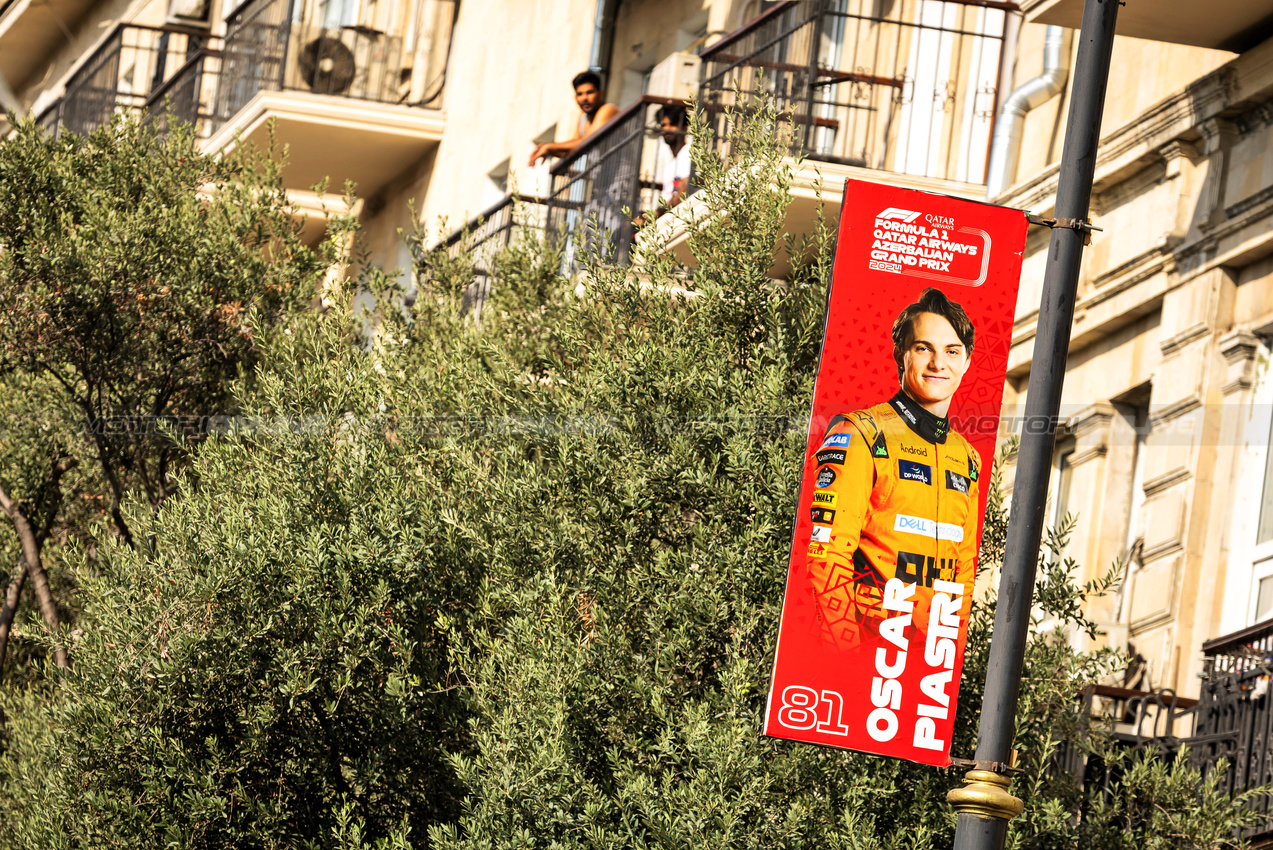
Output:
[
  {"left": 648, "top": 160, "right": 987, "bottom": 281},
  {"left": 1023, "top": 0, "right": 1265, "bottom": 52},
  {"left": 203, "top": 90, "right": 445, "bottom": 197}
]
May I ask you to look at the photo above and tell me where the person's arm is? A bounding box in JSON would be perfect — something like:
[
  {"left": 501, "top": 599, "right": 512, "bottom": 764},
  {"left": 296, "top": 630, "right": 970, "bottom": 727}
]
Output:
[
  {"left": 529, "top": 103, "right": 621, "bottom": 165},
  {"left": 635, "top": 143, "right": 691, "bottom": 227},
  {"left": 805, "top": 418, "right": 875, "bottom": 647},
  {"left": 666, "top": 143, "right": 692, "bottom": 207}
]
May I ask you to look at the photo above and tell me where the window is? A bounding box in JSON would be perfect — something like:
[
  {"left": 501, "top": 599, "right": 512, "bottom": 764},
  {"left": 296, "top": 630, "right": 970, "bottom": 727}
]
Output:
[
  {"left": 1049, "top": 442, "right": 1075, "bottom": 531},
  {"left": 1113, "top": 395, "right": 1150, "bottom": 555},
  {"left": 1258, "top": 412, "right": 1273, "bottom": 544},
  {"left": 738, "top": 0, "right": 781, "bottom": 27},
  {"left": 482, "top": 159, "right": 510, "bottom": 209},
  {"left": 1239, "top": 335, "right": 1273, "bottom": 626},
  {"left": 1257, "top": 574, "right": 1273, "bottom": 624},
  {"left": 314, "top": 0, "right": 360, "bottom": 29}
]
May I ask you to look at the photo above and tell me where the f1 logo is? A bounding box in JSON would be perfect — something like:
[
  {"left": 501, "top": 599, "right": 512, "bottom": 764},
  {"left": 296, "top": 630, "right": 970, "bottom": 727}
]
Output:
[{"left": 876, "top": 208, "right": 921, "bottom": 223}]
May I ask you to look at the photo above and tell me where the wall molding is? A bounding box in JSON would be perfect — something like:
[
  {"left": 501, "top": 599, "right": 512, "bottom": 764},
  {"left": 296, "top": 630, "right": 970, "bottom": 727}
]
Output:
[{"left": 1160, "top": 322, "right": 1211, "bottom": 357}]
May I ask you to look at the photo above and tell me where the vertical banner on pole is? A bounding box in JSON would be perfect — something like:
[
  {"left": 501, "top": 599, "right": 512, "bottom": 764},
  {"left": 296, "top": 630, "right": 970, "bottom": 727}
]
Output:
[{"left": 764, "top": 178, "right": 1028, "bottom": 765}]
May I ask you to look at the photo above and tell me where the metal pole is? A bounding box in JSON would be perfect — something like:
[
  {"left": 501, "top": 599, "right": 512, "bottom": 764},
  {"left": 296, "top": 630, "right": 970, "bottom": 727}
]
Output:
[{"left": 948, "top": 1, "right": 1120, "bottom": 848}]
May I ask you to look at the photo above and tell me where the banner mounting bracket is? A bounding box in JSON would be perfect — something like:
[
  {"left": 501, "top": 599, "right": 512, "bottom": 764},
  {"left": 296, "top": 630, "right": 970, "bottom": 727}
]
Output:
[{"left": 1025, "top": 213, "right": 1102, "bottom": 245}]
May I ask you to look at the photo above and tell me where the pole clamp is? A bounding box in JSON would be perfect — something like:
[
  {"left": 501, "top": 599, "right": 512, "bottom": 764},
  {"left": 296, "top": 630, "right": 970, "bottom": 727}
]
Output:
[
  {"left": 948, "top": 757, "right": 1023, "bottom": 775},
  {"left": 1025, "top": 213, "right": 1103, "bottom": 245}
]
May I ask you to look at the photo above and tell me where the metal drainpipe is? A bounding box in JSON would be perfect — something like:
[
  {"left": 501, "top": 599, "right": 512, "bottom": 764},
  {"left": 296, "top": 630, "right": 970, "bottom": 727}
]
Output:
[
  {"left": 984, "top": 25, "right": 1071, "bottom": 200},
  {"left": 588, "top": 0, "right": 619, "bottom": 88}
]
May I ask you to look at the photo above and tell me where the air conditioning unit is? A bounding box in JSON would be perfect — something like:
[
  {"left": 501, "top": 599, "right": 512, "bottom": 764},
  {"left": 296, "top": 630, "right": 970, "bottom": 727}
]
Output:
[
  {"left": 646, "top": 51, "right": 700, "bottom": 101},
  {"left": 166, "top": 0, "right": 211, "bottom": 26},
  {"left": 289, "top": 27, "right": 404, "bottom": 100},
  {"left": 299, "top": 35, "right": 358, "bottom": 95}
]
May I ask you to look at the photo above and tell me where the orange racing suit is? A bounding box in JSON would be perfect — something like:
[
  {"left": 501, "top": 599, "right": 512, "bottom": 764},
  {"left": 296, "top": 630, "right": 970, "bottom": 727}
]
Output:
[{"left": 804, "top": 391, "right": 982, "bottom": 647}]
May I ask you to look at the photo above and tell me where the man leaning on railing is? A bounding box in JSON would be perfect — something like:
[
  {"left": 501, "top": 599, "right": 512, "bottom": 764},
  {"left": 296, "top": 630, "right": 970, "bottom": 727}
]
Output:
[{"left": 528, "top": 71, "right": 619, "bottom": 166}]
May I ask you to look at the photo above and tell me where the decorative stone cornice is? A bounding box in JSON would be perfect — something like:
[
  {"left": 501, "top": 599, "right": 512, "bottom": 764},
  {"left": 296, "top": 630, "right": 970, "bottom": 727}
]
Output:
[
  {"left": 1197, "top": 118, "right": 1240, "bottom": 232},
  {"left": 998, "top": 65, "right": 1236, "bottom": 215},
  {"left": 1160, "top": 139, "right": 1201, "bottom": 164},
  {"left": 1150, "top": 394, "right": 1203, "bottom": 428},
  {"left": 1225, "top": 185, "right": 1273, "bottom": 220},
  {"left": 1159, "top": 322, "right": 1211, "bottom": 357},
  {"left": 1220, "top": 329, "right": 1262, "bottom": 395},
  {"left": 1065, "top": 402, "right": 1117, "bottom": 467},
  {"left": 1143, "top": 468, "right": 1192, "bottom": 499}
]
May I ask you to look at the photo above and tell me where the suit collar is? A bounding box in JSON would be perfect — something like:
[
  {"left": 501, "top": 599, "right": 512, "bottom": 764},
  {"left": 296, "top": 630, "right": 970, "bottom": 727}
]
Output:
[{"left": 889, "top": 391, "right": 949, "bottom": 444}]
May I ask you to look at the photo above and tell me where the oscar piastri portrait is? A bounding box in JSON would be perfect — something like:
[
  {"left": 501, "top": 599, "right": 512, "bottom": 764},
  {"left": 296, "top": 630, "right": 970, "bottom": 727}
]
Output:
[{"left": 804, "top": 287, "right": 982, "bottom": 646}]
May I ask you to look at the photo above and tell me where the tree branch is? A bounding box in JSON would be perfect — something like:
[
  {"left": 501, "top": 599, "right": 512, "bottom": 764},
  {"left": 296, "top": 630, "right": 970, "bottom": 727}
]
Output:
[
  {"left": 0, "top": 557, "right": 29, "bottom": 681},
  {"left": 0, "top": 482, "right": 69, "bottom": 669}
]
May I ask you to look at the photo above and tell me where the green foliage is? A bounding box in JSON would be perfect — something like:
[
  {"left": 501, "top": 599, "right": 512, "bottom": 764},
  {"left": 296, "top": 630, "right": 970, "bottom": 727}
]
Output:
[
  {"left": 0, "top": 113, "right": 334, "bottom": 541},
  {"left": 0, "top": 112, "right": 340, "bottom": 677},
  {"left": 0, "top": 94, "right": 1256, "bottom": 849}
]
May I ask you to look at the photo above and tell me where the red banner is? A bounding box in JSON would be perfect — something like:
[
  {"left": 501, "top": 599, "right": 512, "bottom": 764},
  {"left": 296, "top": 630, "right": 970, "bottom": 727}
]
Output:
[{"left": 763, "top": 178, "right": 1027, "bottom": 765}]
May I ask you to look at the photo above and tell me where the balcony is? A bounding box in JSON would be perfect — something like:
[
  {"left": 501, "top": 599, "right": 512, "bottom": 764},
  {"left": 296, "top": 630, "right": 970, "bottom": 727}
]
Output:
[
  {"left": 35, "top": 24, "right": 209, "bottom": 140},
  {"left": 1022, "top": 0, "right": 1273, "bottom": 53},
  {"left": 1062, "top": 620, "right": 1273, "bottom": 841},
  {"left": 698, "top": 0, "right": 1007, "bottom": 185},
  {"left": 0, "top": 0, "right": 104, "bottom": 95},
  {"left": 194, "top": 0, "right": 453, "bottom": 196},
  {"left": 533, "top": 0, "right": 1006, "bottom": 276},
  {"left": 437, "top": 193, "right": 550, "bottom": 320},
  {"left": 545, "top": 95, "right": 690, "bottom": 267},
  {"left": 33, "top": 0, "right": 454, "bottom": 205}
]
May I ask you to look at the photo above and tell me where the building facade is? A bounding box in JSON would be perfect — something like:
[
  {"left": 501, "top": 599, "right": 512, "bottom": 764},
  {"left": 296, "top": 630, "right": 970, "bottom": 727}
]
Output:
[
  {"left": 1000, "top": 2, "right": 1273, "bottom": 702},
  {"left": 7, "top": 0, "right": 1273, "bottom": 726}
]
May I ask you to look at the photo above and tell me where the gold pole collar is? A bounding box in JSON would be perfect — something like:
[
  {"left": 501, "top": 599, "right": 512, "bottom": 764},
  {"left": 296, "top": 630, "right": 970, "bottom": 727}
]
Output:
[{"left": 946, "top": 769, "right": 1024, "bottom": 822}]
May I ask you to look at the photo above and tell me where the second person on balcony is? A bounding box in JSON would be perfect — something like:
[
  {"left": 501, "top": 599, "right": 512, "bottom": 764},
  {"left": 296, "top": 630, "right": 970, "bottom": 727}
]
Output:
[{"left": 528, "top": 71, "right": 620, "bottom": 166}]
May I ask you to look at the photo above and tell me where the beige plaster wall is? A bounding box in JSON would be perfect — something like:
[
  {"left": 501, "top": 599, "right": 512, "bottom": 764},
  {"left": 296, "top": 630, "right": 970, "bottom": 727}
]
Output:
[
  {"left": 1007, "top": 23, "right": 1233, "bottom": 197},
  {"left": 412, "top": 0, "right": 597, "bottom": 231},
  {"left": 1233, "top": 255, "right": 1273, "bottom": 331},
  {"left": 606, "top": 0, "right": 741, "bottom": 106}
]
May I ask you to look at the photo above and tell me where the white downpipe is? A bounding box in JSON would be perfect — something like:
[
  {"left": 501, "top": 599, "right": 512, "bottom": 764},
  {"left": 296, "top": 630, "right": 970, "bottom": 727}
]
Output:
[{"left": 984, "top": 25, "right": 1070, "bottom": 200}]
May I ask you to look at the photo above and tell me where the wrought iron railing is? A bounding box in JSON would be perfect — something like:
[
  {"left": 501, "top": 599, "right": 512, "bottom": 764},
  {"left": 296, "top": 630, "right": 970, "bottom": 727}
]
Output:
[
  {"left": 527, "top": 0, "right": 1007, "bottom": 274},
  {"left": 142, "top": 49, "right": 221, "bottom": 138},
  {"left": 1194, "top": 619, "right": 1273, "bottom": 835},
  {"left": 1059, "top": 684, "right": 1205, "bottom": 799},
  {"left": 699, "top": 0, "right": 1008, "bottom": 183},
  {"left": 35, "top": 100, "right": 62, "bottom": 135},
  {"left": 1059, "top": 625, "right": 1273, "bottom": 840},
  {"left": 545, "top": 95, "right": 690, "bottom": 268},
  {"left": 437, "top": 193, "right": 550, "bottom": 317},
  {"left": 208, "top": 0, "right": 454, "bottom": 138},
  {"left": 41, "top": 24, "right": 208, "bottom": 139},
  {"left": 35, "top": 0, "right": 451, "bottom": 142}
]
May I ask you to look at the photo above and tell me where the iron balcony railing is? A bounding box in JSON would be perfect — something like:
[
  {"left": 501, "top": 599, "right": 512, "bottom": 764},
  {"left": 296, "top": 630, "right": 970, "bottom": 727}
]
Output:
[
  {"left": 1193, "top": 619, "right": 1273, "bottom": 836},
  {"left": 532, "top": 0, "right": 1007, "bottom": 273},
  {"left": 35, "top": 0, "right": 453, "bottom": 142},
  {"left": 438, "top": 193, "right": 550, "bottom": 317},
  {"left": 39, "top": 24, "right": 209, "bottom": 139},
  {"left": 142, "top": 49, "right": 221, "bottom": 139},
  {"left": 699, "top": 0, "right": 1008, "bottom": 183},
  {"left": 208, "top": 0, "right": 454, "bottom": 137},
  {"left": 442, "top": 193, "right": 550, "bottom": 277},
  {"left": 545, "top": 95, "right": 691, "bottom": 268},
  {"left": 1058, "top": 623, "right": 1273, "bottom": 840}
]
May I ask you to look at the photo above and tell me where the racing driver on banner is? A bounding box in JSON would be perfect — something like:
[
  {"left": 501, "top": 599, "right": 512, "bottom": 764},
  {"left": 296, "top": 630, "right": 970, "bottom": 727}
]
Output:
[{"left": 805, "top": 287, "right": 981, "bottom": 647}]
